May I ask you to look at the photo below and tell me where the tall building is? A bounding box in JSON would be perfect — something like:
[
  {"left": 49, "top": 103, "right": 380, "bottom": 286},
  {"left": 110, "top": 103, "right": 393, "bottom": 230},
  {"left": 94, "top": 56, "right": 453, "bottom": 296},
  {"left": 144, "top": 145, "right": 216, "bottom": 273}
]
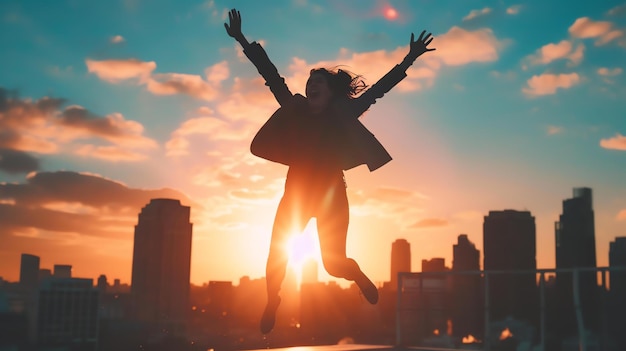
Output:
[
  {"left": 451, "top": 234, "right": 482, "bottom": 338},
  {"left": 483, "top": 210, "right": 537, "bottom": 324},
  {"left": 36, "top": 277, "right": 99, "bottom": 350},
  {"left": 608, "top": 237, "right": 626, "bottom": 347},
  {"left": 421, "top": 258, "right": 446, "bottom": 273},
  {"left": 390, "top": 239, "right": 411, "bottom": 290},
  {"left": 554, "top": 188, "right": 598, "bottom": 334},
  {"left": 19, "top": 254, "right": 40, "bottom": 290},
  {"left": 609, "top": 237, "right": 626, "bottom": 297},
  {"left": 130, "top": 198, "right": 193, "bottom": 330},
  {"left": 53, "top": 265, "right": 72, "bottom": 278}
]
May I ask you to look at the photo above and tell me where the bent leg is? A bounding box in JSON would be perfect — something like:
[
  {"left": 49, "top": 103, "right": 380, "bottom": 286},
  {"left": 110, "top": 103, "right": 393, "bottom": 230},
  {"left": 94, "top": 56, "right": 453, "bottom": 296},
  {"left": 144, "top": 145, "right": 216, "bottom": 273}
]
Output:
[
  {"left": 316, "top": 185, "right": 357, "bottom": 279},
  {"left": 317, "top": 184, "right": 378, "bottom": 304}
]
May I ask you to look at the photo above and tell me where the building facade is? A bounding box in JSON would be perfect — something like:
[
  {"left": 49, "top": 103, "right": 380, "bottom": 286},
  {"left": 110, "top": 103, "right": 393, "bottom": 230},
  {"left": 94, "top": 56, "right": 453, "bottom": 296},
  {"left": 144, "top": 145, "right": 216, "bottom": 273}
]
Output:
[
  {"left": 483, "top": 210, "right": 537, "bottom": 324},
  {"left": 554, "top": 187, "right": 598, "bottom": 335},
  {"left": 130, "top": 198, "right": 193, "bottom": 331},
  {"left": 36, "top": 277, "right": 99, "bottom": 350},
  {"left": 19, "top": 254, "right": 40, "bottom": 291},
  {"left": 390, "top": 239, "right": 411, "bottom": 291},
  {"left": 451, "top": 234, "right": 482, "bottom": 338}
]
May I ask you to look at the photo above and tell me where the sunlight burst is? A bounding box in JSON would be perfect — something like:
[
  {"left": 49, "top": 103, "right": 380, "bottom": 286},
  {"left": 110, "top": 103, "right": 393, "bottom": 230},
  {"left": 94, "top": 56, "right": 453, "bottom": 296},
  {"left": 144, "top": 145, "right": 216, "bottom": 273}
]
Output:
[{"left": 285, "top": 223, "right": 321, "bottom": 281}]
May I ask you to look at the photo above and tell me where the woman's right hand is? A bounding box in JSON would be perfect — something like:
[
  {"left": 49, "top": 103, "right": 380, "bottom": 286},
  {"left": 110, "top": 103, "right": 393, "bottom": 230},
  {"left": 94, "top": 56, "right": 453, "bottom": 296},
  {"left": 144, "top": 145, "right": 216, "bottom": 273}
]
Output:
[{"left": 224, "top": 8, "right": 244, "bottom": 41}]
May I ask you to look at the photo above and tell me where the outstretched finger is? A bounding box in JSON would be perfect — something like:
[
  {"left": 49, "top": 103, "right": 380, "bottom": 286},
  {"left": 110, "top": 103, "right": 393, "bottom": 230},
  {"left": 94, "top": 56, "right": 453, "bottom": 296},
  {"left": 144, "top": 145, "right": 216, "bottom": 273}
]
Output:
[
  {"left": 424, "top": 37, "right": 433, "bottom": 46},
  {"left": 410, "top": 32, "right": 415, "bottom": 44},
  {"left": 417, "top": 30, "right": 426, "bottom": 41}
]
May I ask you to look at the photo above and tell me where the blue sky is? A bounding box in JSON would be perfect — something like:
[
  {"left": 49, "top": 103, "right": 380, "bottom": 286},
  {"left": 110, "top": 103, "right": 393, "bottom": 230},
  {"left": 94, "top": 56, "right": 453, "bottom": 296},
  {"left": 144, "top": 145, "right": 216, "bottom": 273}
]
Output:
[{"left": 1, "top": 0, "right": 625, "bottom": 286}]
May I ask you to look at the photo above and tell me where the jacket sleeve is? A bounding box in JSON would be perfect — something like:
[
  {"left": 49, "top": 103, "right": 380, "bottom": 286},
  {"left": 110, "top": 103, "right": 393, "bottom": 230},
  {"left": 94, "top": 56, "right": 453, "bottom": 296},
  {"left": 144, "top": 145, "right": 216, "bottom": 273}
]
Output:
[
  {"left": 348, "top": 64, "right": 408, "bottom": 118},
  {"left": 242, "top": 42, "right": 293, "bottom": 107}
]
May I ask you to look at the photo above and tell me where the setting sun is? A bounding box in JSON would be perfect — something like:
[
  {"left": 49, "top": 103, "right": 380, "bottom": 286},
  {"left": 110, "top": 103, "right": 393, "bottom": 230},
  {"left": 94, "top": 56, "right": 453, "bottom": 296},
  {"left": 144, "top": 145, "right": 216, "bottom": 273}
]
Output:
[
  {"left": 286, "top": 223, "right": 321, "bottom": 283},
  {"left": 384, "top": 7, "right": 398, "bottom": 21}
]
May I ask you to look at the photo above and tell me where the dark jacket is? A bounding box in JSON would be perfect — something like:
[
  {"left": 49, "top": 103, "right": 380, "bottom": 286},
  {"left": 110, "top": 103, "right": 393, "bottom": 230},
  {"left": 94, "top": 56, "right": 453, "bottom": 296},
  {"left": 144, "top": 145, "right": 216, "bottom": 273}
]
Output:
[{"left": 244, "top": 42, "right": 408, "bottom": 172}]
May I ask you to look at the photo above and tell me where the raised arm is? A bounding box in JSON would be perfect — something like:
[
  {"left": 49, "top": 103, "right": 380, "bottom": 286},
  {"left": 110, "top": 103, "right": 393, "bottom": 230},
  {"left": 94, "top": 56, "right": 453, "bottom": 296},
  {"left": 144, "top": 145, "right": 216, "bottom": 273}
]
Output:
[
  {"left": 224, "top": 9, "right": 293, "bottom": 107},
  {"left": 351, "top": 30, "right": 435, "bottom": 117}
]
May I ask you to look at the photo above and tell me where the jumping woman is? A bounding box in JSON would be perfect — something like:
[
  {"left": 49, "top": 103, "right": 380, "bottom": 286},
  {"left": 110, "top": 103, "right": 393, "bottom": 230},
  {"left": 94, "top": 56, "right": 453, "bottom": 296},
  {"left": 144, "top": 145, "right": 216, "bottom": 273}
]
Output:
[{"left": 225, "top": 8, "right": 435, "bottom": 334}]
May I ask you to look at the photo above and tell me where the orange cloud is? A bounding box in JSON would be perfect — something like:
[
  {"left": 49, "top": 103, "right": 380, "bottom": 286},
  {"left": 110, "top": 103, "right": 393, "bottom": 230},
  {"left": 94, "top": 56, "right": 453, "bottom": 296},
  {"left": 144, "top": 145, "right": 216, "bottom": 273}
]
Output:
[
  {"left": 279, "top": 26, "right": 502, "bottom": 95},
  {"left": 110, "top": 35, "right": 125, "bottom": 44},
  {"left": 165, "top": 116, "right": 250, "bottom": 156},
  {"left": 0, "top": 89, "right": 156, "bottom": 160},
  {"left": 617, "top": 209, "right": 626, "bottom": 221},
  {"left": 568, "top": 17, "right": 623, "bottom": 45},
  {"left": 85, "top": 58, "right": 155, "bottom": 83},
  {"left": 74, "top": 145, "right": 149, "bottom": 161},
  {"left": 205, "top": 60, "right": 230, "bottom": 84},
  {"left": 60, "top": 108, "right": 157, "bottom": 148},
  {"left": 146, "top": 73, "right": 220, "bottom": 101},
  {"left": 546, "top": 125, "right": 564, "bottom": 135},
  {"left": 463, "top": 7, "right": 492, "bottom": 21},
  {"left": 598, "top": 67, "right": 623, "bottom": 77},
  {"left": 429, "top": 26, "right": 501, "bottom": 66},
  {"left": 506, "top": 5, "right": 522, "bottom": 15},
  {"left": 600, "top": 133, "right": 626, "bottom": 150},
  {"left": 527, "top": 40, "right": 584, "bottom": 66},
  {"left": 522, "top": 73, "right": 581, "bottom": 97}
]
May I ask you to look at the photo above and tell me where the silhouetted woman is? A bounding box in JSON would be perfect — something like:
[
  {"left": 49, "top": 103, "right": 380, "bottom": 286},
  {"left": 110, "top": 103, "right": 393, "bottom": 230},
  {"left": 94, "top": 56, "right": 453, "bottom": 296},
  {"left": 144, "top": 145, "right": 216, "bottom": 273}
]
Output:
[{"left": 225, "top": 8, "right": 435, "bottom": 334}]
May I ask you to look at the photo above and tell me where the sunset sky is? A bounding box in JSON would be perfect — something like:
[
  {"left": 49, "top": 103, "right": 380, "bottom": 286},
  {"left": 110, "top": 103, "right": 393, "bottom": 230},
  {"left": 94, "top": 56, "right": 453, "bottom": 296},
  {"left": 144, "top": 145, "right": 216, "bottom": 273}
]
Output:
[{"left": 1, "top": 0, "right": 625, "bottom": 288}]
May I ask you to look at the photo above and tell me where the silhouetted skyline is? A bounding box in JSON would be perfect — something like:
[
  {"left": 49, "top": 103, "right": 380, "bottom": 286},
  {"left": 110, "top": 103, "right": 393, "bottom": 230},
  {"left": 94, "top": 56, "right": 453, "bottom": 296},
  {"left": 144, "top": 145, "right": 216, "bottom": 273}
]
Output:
[{"left": 0, "top": 0, "right": 625, "bottom": 291}]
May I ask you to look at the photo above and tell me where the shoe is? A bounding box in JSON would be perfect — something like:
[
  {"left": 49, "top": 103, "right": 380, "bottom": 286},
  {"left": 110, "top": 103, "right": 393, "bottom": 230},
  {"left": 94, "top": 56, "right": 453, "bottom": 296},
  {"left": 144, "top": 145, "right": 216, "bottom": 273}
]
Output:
[
  {"left": 260, "top": 296, "right": 281, "bottom": 334},
  {"left": 355, "top": 270, "right": 378, "bottom": 304}
]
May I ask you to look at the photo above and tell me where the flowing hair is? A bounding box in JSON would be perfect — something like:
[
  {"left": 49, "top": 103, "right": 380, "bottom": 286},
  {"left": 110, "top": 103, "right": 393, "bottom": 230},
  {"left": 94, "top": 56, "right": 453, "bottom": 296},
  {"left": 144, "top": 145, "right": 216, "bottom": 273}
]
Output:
[{"left": 309, "top": 67, "right": 368, "bottom": 100}]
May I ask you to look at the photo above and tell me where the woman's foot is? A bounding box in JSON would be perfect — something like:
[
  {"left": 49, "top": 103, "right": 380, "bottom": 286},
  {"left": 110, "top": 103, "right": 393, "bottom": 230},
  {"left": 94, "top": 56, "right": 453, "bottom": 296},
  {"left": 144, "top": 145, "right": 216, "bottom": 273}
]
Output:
[
  {"left": 260, "top": 296, "right": 281, "bottom": 334},
  {"left": 354, "top": 270, "right": 378, "bottom": 304}
]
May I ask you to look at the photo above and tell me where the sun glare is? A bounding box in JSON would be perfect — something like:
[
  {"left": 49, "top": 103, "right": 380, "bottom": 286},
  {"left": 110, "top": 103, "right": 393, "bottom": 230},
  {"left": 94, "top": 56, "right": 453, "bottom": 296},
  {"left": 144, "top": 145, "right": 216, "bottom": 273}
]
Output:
[
  {"left": 384, "top": 7, "right": 398, "bottom": 20},
  {"left": 286, "top": 223, "right": 320, "bottom": 278}
]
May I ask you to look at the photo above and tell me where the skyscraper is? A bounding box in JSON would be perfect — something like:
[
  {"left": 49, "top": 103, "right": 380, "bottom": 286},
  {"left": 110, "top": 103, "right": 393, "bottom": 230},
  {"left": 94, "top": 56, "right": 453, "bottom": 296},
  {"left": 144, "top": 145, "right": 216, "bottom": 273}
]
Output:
[
  {"left": 20, "top": 254, "right": 40, "bottom": 290},
  {"left": 483, "top": 210, "right": 537, "bottom": 323},
  {"left": 452, "top": 234, "right": 481, "bottom": 338},
  {"left": 130, "top": 198, "right": 193, "bottom": 329},
  {"left": 609, "top": 237, "right": 626, "bottom": 297},
  {"left": 555, "top": 187, "right": 598, "bottom": 334},
  {"left": 609, "top": 237, "right": 626, "bottom": 347},
  {"left": 390, "top": 239, "right": 411, "bottom": 290}
]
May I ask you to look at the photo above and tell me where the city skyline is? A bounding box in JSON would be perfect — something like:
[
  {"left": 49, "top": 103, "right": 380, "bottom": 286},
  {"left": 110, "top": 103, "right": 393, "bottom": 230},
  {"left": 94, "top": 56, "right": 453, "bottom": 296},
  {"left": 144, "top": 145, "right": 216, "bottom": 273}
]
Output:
[{"left": 1, "top": 0, "right": 626, "bottom": 286}]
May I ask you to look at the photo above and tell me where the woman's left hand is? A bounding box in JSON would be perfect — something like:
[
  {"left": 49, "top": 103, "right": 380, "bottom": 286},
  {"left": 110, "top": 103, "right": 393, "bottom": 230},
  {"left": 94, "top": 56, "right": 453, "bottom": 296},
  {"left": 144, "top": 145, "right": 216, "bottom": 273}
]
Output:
[{"left": 408, "top": 30, "right": 435, "bottom": 60}]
